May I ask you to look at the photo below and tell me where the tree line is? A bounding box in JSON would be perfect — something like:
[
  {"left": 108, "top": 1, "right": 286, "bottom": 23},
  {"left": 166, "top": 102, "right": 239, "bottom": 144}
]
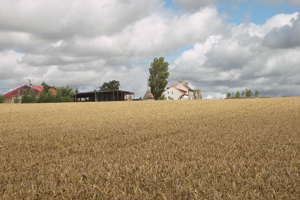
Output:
[
  {"left": 226, "top": 89, "right": 259, "bottom": 98},
  {"left": 19, "top": 82, "right": 78, "bottom": 103}
]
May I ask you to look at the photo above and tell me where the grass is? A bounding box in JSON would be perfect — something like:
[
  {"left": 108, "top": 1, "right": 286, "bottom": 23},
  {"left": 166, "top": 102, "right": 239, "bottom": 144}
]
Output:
[{"left": 1, "top": 97, "right": 300, "bottom": 199}]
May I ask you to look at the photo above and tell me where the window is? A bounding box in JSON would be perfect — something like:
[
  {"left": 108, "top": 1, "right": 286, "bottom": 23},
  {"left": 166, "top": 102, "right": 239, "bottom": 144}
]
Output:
[
  {"left": 172, "top": 91, "right": 173, "bottom": 94},
  {"left": 168, "top": 91, "right": 169, "bottom": 94}
]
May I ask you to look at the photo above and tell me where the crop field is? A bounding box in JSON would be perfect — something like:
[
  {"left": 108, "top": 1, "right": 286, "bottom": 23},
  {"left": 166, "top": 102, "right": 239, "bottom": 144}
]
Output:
[{"left": 0, "top": 97, "right": 300, "bottom": 199}]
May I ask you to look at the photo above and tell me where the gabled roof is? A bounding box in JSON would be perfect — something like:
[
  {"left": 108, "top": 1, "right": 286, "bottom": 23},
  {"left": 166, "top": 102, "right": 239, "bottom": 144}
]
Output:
[
  {"left": 174, "top": 86, "right": 186, "bottom": 94},
  {"left": 3, "top": 85, "right": 27, "bottom": 97},
  {"left": 167, "top": 84, "right": 193, "bottom": 91},
  {"left": 165, "top": 86, "right": 186, "bottom": 95},
  {"left": 3, "top": 85, "right": 57, "bottom": 96},
  {"left": 30, "top": 85, "right": 57, "bottom": 95}
]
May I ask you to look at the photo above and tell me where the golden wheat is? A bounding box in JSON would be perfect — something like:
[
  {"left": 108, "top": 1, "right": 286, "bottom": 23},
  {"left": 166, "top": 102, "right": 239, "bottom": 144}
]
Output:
[{"left": 0, "top": 97, "right": 300, "bottom": 199}]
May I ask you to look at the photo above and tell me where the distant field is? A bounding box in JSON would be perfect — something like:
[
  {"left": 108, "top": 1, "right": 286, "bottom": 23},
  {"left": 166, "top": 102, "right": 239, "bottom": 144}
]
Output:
[{"left": 1, "top": 98, "right": 300, "bottom": 199}]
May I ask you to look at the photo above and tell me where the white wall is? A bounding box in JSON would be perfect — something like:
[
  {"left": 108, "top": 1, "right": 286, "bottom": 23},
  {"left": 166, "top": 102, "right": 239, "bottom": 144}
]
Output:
[{"left": 163, "top": 87, "right": 184, "bottom": 100}]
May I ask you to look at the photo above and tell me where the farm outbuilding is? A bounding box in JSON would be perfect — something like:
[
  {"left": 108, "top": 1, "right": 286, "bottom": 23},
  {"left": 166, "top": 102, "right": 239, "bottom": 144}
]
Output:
[
  {"left": 3, "top": 85, "right": 56, "bottom": 103},
  {"left": 75, "top": 90, "right": 134, "bottom": 102}
]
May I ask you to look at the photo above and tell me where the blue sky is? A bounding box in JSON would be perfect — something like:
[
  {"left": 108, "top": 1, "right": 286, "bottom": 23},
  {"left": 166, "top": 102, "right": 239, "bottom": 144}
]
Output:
[{"left": 164, "top": 0, "right": 299, "bottom": 25}]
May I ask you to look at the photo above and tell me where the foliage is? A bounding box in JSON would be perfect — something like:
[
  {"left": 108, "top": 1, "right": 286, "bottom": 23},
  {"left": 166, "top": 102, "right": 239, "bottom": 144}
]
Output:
[
  {"left": 21, "top": 90, "right": 34, "bottom": 103},
  {"left": 255, "top": 90, "right": 260, "bottom": 98},
  {"left": 227, "top": 89, "right": 259, "bottom": 98},
  {"left": 100, "top": 80, "right": 120, "bottom": 91},
  {"left": 226, "top": 92, "right": 231, "bottom": 98},
  {"left": 13, "top": 97, "right": 21, "bottom": 104},
  {"left": 179, "top": 94, "right": 185, "bottom": 100},
  {"left": 245, "top": 88, "right": 252, "bottom": 97},
  {"left": 36, "top": 90, "right": 56, "bottom": 103},
  {"left": 55, "top": 85, "right": 75, "bottom": 98},
  {"left": 235, "top": 90, "right": 240, "bottom": 98},
  {"left": 241, "top": 90, "right": 245, "bottom": 97},
  {"left": 148, "top": 57, "right": 170, "bottom": 100},
  {"left": 0, "top": 94, "right": 5, "bottom": 103},
  {"left": 41, "top": 82, "right": 53, "bottom": 93},
  {"left": 157, "top": 94, "right": 166, "bottom": 100}
]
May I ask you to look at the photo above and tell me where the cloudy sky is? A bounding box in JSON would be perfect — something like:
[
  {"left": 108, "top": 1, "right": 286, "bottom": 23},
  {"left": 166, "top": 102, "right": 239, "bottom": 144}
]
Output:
[{"left": 0, "top": 0, "right": 299, "bottom": 99}]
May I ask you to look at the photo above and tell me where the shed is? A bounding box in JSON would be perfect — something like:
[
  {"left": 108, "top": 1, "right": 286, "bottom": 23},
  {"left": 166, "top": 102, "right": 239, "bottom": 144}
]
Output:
[{"left": 75, "top": 90, "right": 134, "bottom": 102}]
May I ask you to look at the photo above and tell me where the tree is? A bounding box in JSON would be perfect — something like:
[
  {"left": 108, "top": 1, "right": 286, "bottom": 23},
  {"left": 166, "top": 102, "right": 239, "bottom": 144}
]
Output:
[
  {"left": 148, "top": 57, "right": 170, "bottom": 100},
  {"left": 235, "top": 90, "right": 240, "bottom": 98},
  {"left": 245, "top": 89, "right": 252, "bottom": 97},
  {"left": 255, "top": 90, "right": 259, "bottom": 98},
  {"left": 226, "top": 92, "right": 231, "bottom": 98},
  {"left": 36, "top": 90, "right": 56, "bottom": 103},
  {"left": 41, "top": 82, "right": 53, "bottom": 93},
  {"left": 55, "top": 85, "right": 74, "bottom": 98},
  {"left": 100, "top": 80, "right": 120, "bottom": 91},
  {"left": 29, "top": 89, "right": 37, "bottom": 103},
  {"left": 13, "top": 97, "right": 20, "bottom": 103},
  {"left": 157, "top": 94, "right": 166, "bottom": 100},
  {"left": 0, "top": 94, "right": 5, "bottom": 103},
  {"left": 241, "top": 90, "right": 245, "bottom": 97},
  {"left": 21, "top": 90, "right": 30, "bottom": 103}
]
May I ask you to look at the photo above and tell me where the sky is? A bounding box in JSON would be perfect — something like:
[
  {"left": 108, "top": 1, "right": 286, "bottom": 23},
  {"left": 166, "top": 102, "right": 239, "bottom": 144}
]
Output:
[{"left": 0, "top": 0, "right": 299, "bottom": 99}]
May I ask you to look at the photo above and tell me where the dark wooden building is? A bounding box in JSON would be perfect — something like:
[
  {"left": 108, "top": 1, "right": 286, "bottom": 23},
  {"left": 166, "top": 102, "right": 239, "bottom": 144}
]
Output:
[{"left": 75, "top": 90, "right": 134, "bottom": 102}]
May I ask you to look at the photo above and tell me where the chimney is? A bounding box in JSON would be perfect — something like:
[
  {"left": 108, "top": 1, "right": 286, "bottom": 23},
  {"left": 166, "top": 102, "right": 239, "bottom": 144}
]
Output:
[
  {"left": 178, "top": 78, "right": 183, "bottom": 84},
  {"left": 184, "top": 81, "right": 188, "bottom": 85}
]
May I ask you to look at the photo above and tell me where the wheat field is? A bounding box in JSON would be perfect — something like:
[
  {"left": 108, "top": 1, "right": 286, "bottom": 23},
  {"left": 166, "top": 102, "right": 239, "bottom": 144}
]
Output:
[{"left": 0, "top": 97, "right": 300, "bottom": 199}]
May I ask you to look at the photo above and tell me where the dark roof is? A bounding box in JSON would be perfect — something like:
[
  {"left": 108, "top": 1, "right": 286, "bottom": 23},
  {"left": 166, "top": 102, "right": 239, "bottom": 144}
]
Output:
[{"left": 76, "top": 90, "right": 134, "bottom": 95}]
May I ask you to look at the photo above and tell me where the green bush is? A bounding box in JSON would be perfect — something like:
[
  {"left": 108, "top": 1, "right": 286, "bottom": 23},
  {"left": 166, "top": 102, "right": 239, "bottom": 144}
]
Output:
[
  {"left": 13, "top": 97, "right": 21, "bottom": 103},
  {"left": 0, "top": 94, "right": 5, "bottom": 103}
]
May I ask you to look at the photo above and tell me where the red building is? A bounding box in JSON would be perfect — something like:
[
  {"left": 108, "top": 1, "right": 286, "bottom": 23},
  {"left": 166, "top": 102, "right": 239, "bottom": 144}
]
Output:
[{"left": 3, "top": 85, "right": 56, "bottom": 103}]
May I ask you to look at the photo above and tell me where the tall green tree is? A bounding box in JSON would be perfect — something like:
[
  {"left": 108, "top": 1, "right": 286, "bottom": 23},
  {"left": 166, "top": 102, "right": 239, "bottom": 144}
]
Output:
[
  {"left": 255, "top": 90, "right": 260, "bottom": 98},
  {"left": 148, "top": 57, "right": 170, "bottom": 100},
  {"left": 100, "top": 80, "right": 120, "bottom": 90},
  {"left": 235, "top": 90, "right": 240, "bottom": 98}
]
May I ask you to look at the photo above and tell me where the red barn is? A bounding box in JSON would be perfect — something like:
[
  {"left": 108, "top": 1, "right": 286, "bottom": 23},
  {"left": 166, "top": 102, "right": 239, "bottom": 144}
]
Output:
[{"left": 3, "top": 85, "right": 56, "bottom": 103}]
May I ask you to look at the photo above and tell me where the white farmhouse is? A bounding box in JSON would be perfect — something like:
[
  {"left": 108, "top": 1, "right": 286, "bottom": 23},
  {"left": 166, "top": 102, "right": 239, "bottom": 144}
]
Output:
[{"left": 163, "top": 79, "right": 202, "bottom": 100}]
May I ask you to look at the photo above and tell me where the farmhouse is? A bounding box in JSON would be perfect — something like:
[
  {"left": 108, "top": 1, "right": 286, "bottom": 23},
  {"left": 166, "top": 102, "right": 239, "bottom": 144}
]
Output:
[
  {"left": 3, "top": 85, "right": 56, "bottom": 103},
  {"left": 163, "top": 79, "right": 202, "bottom": 100},
  {"left": 75, "top": 90, "right": 134, "bottom": 102}
]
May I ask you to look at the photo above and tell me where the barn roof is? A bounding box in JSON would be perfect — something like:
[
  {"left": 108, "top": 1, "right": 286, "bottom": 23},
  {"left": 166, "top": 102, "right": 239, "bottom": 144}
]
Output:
[{"left": 3, "top": 85, "right": 57, "bottom": 97}]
